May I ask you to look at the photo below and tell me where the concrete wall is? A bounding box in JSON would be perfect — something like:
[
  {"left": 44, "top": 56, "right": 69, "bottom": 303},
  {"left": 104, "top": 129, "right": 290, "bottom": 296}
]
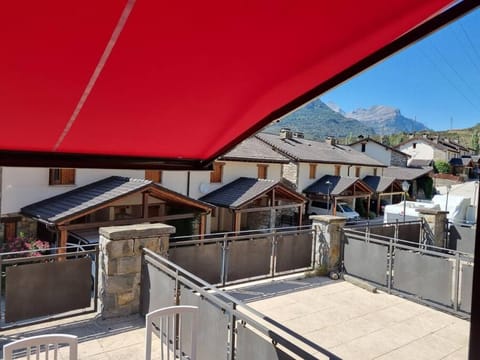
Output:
[
  {"left": 397, "top": 140, "right": 444, "bottom": 161},
  {"left": 189, "top": 161, "right": 283, "bottom": 199},
  {"left": 350, "top": 141, "right": 391, "bottom": 166}
]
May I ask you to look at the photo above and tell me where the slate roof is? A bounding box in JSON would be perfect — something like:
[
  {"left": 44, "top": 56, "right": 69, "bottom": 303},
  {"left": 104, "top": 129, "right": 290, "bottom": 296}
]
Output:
[
  {"left": 362, "top": 176, "right": 398, "bottom": 193},
  {"left": 408, "top": 159, "right": 433, "bottom": 168},
  {"left": 220, "top": 136, "right": 289, "bottom": 163},
  {"left": 256, "top": 133, "right": 385, "bottom": 167},
  {"left": 450, "top": 157, "right": 473, "bottom": 167},
  {"left": 348, "top": 137, "right": 410, "bottom": 157},
  {"left": 199, "top": 177, "right": 305, "bottom": 209},
  {"left": 382, "top": 166, "right": 433, "bottom": 181},
  {"left": 303, "top": 175, "right": 368, "bottom": 195},
  {"left": 22, "top": 176, "right": 211, "bottom": 224}
]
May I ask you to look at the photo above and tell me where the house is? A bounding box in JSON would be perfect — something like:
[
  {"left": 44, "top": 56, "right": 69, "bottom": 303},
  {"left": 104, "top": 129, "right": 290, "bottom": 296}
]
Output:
[
  {"left": 395, "top": 135, "right": 471, "bottom": 163},
  {"left": 199, "top": 177, "right": 307, "bottom": 232},
  {"left": 449, "top": 157, "right": 474, "bottom": 178},
  {"left": 349, "top": 136, "right": 410, "bottom": 167},
  {"left": 256, "top": 130, "right": 387, "bottom": 212},
  {"left": 303, "top": 175, "right": 373, "bottom": 217},
  {"left": 256, "top": 131, "right": 386, "bottom": 191},
  {"left": 20, "top": 176, "right": 214, "bottom": 247},
  {"left": 362, "top": 175, "right": 404, "bottom": 214},
  {"left": 383, "top": 166, "right": 434, "bottom": 200},
  {"left": 0, "top": 167, "right": 148, "bottom": 242}
]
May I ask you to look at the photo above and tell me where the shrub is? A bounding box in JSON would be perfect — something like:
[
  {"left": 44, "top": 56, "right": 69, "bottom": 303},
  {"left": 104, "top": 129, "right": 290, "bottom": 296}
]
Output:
[
  {"left": 434, "top": 160, "right": 451, "bottom": 174},
  {"left": 1, "top": 233, "right": 50, "bottom": 258}
]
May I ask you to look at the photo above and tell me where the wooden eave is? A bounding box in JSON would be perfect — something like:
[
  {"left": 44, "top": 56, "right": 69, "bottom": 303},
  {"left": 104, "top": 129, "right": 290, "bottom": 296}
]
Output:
[{"left": 55, "top": 183, "right": 211, "bottom": 226}]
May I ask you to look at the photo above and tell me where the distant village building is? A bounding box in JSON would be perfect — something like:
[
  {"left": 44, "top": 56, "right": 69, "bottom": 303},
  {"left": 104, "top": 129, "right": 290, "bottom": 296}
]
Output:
[
  {"left": 348, "top": 136, "right": 409, "bottom": 167},
  {"left": 395, "top": 135, "right": 473, "bottom": 162}
]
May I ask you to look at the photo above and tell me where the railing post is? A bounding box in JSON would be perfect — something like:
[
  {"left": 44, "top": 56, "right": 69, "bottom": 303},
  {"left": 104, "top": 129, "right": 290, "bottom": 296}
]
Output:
[
  {"left": 228, "top": 303, "right": 237, "bottom": 360},
  {"left": 0, "top": 255, "right": 3, "bottom": 322},
  {"left": 454, "top": 252, "right": 461, "bottom": 312},
  {"left": 387, "top": 238, "right": 393, "bottom": 294},
  {"left": 394, "top": 219, "right": 399, "bottom": 241},
  {"left": 220, "top": 235, "right": 229, "bottom": 286},
  {"left": 270, "top": 229, "right": 277, "bottom": 277}
]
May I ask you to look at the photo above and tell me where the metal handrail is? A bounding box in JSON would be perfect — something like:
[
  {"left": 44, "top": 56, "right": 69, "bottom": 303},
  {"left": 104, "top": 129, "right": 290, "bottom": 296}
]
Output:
[{"left": 142, "top": 248, "right": 332, "bottom": 359}]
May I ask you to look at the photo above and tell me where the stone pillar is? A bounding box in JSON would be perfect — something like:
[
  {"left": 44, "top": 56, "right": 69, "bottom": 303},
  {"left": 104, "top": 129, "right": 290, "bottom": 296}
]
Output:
[
  {"left": 416, "top": 208, "right": 448, "bottom": 248},
  {"left": 99, "top": 223, "right": 175, "bottom": 318},
  {"left": 310, "top": 215, "right": 347, "bottom": 272}
]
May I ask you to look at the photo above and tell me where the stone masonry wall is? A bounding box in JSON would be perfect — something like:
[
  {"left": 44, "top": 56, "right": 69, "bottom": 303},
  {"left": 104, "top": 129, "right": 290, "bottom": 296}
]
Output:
[
  {"left": 99, "top": 223, "right": 175, "bottom": 318},
  {"left": 282, "top": 162, "right": 298, "bottom": 188},
  {"left": 391, "top": 151, "right": 408, "bottom": 167}
]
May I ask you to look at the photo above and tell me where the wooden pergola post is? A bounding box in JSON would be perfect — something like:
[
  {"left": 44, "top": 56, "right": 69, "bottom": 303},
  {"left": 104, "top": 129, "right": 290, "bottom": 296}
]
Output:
[
  {"left": 58, "top": 228, "right": 67, "bottom": 260},
  {"left": 234, "top": 212, "right": 241, "bottom": 233}
]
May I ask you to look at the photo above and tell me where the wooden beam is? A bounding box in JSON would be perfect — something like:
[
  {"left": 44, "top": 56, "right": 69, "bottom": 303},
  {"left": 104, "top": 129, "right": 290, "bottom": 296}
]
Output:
[
  {"left": 60, "top": 213, "right": 197, "bottom": 231},
  {"left": 237, "top": 204, "right": 299, "bottom": 213},
  {"left": 143, "top": 191, "right": 149, "bottom": 219}
]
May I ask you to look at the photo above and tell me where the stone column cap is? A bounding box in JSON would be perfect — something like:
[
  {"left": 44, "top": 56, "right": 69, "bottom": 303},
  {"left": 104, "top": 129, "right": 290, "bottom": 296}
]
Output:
[
  {"left": 416, "top": 208, "right": 448, "bottom": 215},
  {"left": 309, "top": 215, "right": 347, "bottom": 224},
  {"left": 100, "top": 223, "right": 176, "bottom": 241}
]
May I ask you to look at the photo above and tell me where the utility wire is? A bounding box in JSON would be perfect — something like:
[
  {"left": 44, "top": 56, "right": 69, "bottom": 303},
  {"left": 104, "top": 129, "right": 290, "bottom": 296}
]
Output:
[
  {"left": 458, "top": 23, "right": 480, "bottom": 77},
  {"left": 421, "top": 47, "right": 480, "bottom": 113},
  {"left": 430, "top": 42, "right": 480, "bottom": 104}
]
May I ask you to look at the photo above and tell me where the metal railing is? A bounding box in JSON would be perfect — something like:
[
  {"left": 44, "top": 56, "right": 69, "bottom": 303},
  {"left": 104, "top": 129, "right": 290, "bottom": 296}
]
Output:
[
  {"left": 168, "top": 226, "right": 316, "bottom": 286},
  {"left": 343, "top": 228, "right": 473, "bottom": 317},
  {"left": 0, "top": 244, "right": 99, "bottom": 329},
  {"left": 141, "top": 248, "right": 340, "bottom": 359}
]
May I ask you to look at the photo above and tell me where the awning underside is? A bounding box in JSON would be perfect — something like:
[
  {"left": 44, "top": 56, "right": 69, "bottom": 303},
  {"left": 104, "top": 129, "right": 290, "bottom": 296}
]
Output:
[{"left": 1, "top": 0, "right": 471, "bottom": 169}]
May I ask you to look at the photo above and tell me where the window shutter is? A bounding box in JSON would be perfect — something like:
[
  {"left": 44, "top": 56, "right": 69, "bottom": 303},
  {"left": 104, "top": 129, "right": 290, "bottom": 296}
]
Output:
[{"left": 257, "top": 164, "right": 268, "bottom": 179}]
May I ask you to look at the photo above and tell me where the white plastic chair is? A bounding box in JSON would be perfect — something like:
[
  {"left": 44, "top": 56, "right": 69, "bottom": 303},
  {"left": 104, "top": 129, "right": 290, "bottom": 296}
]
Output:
[
  {"left": 3, "top": 333, "right": 78, "bottom": 359},
  {"left": 145, "top": 305, "right": 198, "bottom": 360}
]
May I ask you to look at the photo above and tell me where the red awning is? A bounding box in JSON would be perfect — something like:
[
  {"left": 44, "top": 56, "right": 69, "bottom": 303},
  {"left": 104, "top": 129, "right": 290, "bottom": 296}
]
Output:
[{"left": 0, "top": 0, "right": 475, "bottom": 169}]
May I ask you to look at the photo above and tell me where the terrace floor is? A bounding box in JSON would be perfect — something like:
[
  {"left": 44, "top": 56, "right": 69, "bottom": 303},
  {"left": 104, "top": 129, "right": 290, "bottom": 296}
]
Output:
[{"left": 0, "top": 277, "right": 470, "bottom": 359}]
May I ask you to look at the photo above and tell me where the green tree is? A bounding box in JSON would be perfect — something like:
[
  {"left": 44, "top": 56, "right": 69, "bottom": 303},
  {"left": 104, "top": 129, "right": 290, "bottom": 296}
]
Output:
[
  {"left": 471, "top": 131, "right": 479, "bottom": 154},
  {"left": 434, "top": 160, "right": 451, "bottom": 174}
]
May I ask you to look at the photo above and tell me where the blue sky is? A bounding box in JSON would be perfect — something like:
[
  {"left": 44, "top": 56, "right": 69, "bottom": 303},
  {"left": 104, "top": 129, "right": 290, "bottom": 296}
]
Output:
[{"left": 323, "top": 8, "right": 480, "bottom": 131}]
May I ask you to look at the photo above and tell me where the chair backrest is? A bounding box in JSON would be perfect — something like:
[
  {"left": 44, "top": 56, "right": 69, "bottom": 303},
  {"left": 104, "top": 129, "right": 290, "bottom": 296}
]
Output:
[
  {"left": 3, "top": 333, "right": 78, "bottom": 359},
  {"left": 145, "top": 305, "right": 198, "bottom": 360}
]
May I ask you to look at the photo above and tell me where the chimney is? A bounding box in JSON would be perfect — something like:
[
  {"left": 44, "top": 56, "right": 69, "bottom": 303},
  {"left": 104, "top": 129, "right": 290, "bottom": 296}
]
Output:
[
  {"left": 408, "top": 133, "right": 415, "bottom": 139},
  {"left": 357, "top": 135, "right": 364, "bottom": 140},
  {"left": 422, "top": 133, "right": 428, "bottom": 139},
  {"left": 326, "top": 136, "right": 336, "bottom": 146},
  {"left": 432, "top": 136, "right": 439, "bottom": 143},
  {"left": 293, "top": 131, "right": 304, "bottom": 139},
  {"left": 280, "top": 128, "right": 293, "bottom": 140}
]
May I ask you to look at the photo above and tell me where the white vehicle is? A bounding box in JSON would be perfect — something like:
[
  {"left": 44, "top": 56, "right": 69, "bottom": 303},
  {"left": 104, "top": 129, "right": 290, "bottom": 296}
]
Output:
[{"left": 309, "top": 201, "right": 360, "bottom": 222}]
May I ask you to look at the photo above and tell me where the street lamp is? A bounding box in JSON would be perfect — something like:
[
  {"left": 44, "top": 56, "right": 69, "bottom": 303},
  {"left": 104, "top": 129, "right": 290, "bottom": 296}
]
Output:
[
  {"left": 402, "top": 180, "right": 410, "bottom": 222},
  {"left": 325, "top": 180, "right": 332, "bottom": 214},
  {"left": 445, "top": 184, "right": 452, "bottom": 212}
]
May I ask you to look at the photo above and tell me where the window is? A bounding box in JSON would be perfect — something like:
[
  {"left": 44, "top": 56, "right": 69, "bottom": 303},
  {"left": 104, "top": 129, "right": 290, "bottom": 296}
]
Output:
[
  {"left": 49, "top": 168, "right": 75, "bottom": 185},
  {"left": 334, "top": 165, "right": 341, "bottom": 176},
  {"left": 145, "top": 170, "right": 162, "bottom": 183},
  {"left": 413, "top": 142, "right": 417, "bottom": 149},
  {"left": 355, "top": 166, "right": 361, "bottom": 177},
  {"left": 309, "top": 164, "right": 317, "bottom": 179},
  {"left": 373, "top": 168, "right": 377, "bottom": 176},
  {"left": 361, "top": 143, "right": 366, "bottom": 152},
  {"left": 257, "top": 164, "right": 268, "bottom": 179},
  {"left": 210, "top": 162, "right": 225, "bottom": 183}
]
